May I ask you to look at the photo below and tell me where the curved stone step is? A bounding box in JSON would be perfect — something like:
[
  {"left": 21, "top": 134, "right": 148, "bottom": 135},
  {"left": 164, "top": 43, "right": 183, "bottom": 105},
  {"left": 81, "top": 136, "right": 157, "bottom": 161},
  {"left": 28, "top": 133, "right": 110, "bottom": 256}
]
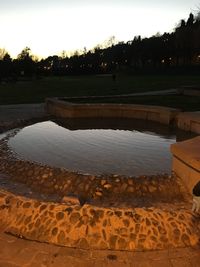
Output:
[{"left": 0, "top": 188, "right": 199, "bottom": 251}]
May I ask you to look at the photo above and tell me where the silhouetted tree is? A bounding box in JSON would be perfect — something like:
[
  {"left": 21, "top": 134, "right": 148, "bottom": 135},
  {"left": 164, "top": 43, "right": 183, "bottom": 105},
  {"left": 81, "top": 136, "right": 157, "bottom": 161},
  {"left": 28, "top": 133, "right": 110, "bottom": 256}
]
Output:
[
  {"left": 1, "top": 11, "right": 200, "bottom": 78},
  {"left": 187, "top": 13, "right": 194, "bottom": 26},
  {"left": 16, "top": 47, "right": 36, "bottom": 77},
  {"left": 0, "top": 50, "right": 13, "bottom": 82}
]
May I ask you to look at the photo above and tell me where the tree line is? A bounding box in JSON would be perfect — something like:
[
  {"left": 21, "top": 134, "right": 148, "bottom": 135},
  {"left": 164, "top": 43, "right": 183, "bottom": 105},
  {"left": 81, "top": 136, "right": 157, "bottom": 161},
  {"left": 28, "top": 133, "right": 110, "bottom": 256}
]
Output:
[{"left": 0, "top": 12, "right": 200, "bottom": 81}]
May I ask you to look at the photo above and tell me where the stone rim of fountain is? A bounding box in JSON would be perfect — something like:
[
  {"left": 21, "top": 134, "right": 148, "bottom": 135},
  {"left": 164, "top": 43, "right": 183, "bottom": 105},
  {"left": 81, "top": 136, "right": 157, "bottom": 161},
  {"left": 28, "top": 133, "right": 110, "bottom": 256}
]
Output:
[{"left": 0, "top": 101, "right": 200, "bottom": 251}]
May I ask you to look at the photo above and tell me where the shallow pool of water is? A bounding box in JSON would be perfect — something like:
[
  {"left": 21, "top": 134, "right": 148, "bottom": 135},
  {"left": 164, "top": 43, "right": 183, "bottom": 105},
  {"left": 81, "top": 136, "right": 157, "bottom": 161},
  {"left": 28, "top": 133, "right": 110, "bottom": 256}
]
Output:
[{"left": 7, "top": 118, "right": 192, "bottom": 176}]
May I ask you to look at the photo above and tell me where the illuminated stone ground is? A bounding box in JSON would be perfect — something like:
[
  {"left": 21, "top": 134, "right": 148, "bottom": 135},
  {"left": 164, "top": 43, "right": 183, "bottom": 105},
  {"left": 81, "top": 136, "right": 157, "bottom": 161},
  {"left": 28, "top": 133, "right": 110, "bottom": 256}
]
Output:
[{"left": 0, "top": 230, "right": 199, "bottom": 267}]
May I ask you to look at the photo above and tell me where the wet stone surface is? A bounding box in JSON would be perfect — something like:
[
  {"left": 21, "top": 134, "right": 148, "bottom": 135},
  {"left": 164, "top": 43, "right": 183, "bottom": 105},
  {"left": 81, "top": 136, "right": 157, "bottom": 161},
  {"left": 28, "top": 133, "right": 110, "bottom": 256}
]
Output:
[
  {"left": 0, "top": 133, "right": 187, "bottom": 207},
  {"left": 0, "top": 118, "right": 199, "bottom": 251}
]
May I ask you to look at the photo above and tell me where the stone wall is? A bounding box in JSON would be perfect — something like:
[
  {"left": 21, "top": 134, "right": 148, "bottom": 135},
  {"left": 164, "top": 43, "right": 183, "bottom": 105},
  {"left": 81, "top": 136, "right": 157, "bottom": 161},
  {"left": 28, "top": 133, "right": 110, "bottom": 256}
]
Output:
[
  {"left": 171, "top": 136, "right": 200, "bottom": 194},
  {"left": 171, "top": 111, "right": 200, "bottom": 195},
  {"left": 0, "top": 189, "right": 199, "bottom": 251},
  {"left": 46, "top": 98, "right": 180, "bottom": 125},
  {"left": 176, "top": 112, "right": 200, "bottom": 134}
]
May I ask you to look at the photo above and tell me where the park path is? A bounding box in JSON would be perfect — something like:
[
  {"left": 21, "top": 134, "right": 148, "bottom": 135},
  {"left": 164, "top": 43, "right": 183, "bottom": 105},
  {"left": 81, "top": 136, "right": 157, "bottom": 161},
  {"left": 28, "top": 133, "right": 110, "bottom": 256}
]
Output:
[
  {"left": 0, "top": 103, "right": 46, "bottom": 126},
  {"left": 0, "top": 230, "right": 200, "bottom": 267},
  {"left": 65, "top": 88, "right": 178, "bottom": 100},
  {"left": 115, "top": 88, "right": 178, "bottom": 97}
]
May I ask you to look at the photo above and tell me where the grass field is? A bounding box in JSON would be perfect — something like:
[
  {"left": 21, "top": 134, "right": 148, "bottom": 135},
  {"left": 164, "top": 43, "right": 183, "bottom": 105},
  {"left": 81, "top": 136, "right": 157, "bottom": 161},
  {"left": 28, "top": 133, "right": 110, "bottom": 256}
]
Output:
[
  {"left": 74, "top": 95, "right": 200, "bottom": 111},
  {"left": 0, "top": 74, "right": 200, "bottom": 110}
]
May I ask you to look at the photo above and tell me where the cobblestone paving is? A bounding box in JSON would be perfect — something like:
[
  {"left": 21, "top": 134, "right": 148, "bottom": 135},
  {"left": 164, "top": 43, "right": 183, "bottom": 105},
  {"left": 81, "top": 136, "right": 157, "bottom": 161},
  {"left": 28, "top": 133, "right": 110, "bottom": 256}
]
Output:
[{"left": 0, "top": 231, "right": 200, "bottom": 267}]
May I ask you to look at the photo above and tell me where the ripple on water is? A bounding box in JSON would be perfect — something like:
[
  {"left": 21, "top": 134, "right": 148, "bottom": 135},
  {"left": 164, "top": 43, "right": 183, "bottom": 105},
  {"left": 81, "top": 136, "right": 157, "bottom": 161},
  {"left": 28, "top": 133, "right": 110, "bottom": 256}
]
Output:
[{"left": 6, "top": 118, "right": 193, "bottom": 176}]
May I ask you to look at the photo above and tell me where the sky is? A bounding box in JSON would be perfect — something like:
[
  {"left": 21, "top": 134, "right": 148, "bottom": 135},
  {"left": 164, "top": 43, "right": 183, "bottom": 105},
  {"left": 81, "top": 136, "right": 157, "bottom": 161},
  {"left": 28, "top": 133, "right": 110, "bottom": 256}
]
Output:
[{"left": 0, "top": 0, "right": 199, "bottom": 59}]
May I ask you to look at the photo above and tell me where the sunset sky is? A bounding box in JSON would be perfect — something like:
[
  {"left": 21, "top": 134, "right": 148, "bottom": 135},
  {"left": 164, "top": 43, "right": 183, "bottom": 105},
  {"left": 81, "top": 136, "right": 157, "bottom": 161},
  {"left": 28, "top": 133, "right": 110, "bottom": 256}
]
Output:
[{"left": 0, "top": 0, "right": 199, "bottom": 58}]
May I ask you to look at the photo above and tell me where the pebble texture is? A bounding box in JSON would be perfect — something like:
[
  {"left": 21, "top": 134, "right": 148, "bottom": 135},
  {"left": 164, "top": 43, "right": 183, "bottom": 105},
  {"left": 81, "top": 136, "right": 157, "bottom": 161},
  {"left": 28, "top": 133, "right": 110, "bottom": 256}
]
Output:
[
  {"left": 0, "top": 114, "right": 200, "bottom": 252},
  {"left": 0, "top": 188, "right": 199, "bottom": 251},
  {"left": 0, "top": 131, "right": 185, "bottom": 203}
]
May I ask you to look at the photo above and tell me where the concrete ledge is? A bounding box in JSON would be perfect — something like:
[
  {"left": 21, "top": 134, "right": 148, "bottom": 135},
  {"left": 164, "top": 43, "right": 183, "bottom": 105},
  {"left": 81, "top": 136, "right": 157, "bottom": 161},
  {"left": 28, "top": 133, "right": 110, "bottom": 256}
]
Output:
[
  {"left": 180, "top": 86, "right": 200, "bottom": 97},
  {"left": 177, "top": 112, "right": 200, "bottom": 134},
  {"left": 171, "top": 136, "right": 200, "bottom": 193},
  {"left": 46, "top": 98, "right": 180, "bottom": 125}
]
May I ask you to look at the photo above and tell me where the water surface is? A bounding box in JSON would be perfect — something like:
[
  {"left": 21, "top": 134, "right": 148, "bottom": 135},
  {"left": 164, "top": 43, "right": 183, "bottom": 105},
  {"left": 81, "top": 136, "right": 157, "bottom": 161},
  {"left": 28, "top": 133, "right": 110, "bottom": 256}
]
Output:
[{"left": 8, "top": 119, "right": 186, "bottom": 176}]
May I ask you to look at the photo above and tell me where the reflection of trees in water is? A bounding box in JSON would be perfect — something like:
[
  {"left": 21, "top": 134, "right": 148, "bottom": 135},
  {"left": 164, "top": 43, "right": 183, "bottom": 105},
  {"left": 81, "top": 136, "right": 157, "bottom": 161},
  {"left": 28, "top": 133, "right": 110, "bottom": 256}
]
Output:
[{"left": 54, "top": 117, "right": 197, "bottom": 142}]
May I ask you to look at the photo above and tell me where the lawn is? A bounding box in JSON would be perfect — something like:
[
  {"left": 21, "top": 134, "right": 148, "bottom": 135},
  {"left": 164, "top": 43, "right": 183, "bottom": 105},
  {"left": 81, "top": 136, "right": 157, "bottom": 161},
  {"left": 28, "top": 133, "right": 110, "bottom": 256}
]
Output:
[
  {"left": 73, "top": 95, "right": 200, "bottom": 111},
  {"left": 0, "top": 74, "right": 200, "bottom": 111}
]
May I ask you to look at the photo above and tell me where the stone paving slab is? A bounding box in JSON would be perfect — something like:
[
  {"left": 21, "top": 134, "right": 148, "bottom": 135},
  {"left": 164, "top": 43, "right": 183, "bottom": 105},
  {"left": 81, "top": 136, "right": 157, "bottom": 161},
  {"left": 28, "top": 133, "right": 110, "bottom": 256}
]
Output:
[{"left": 0, "top": 231, "right": 200, "bottom": 267}]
